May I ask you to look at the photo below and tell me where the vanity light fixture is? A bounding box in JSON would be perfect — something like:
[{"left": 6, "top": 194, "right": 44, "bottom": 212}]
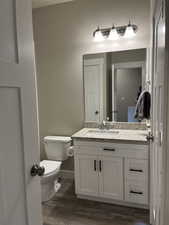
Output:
[
  {"left": 124, "top": 21, "right": 136, "bottom": 38},
  {"left": 93, "top": 26, "right": 105, "bottom": 42},
  {"left": 93, "top": 21, "right": 138, "bottom": 42},
  {"left": 108, "top": 25, "right": 119, "bottom": 40}
]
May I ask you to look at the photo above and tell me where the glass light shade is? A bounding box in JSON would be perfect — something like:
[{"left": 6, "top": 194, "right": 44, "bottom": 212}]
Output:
[
  {"left": 108, "top": 27, "right": 119, "bottom": 40},
  {"left": 93, "top": 30, "right": 105, "bottom": 42},
  {"left": 124, "top": 25, "right": 136, "bottom": 38}
]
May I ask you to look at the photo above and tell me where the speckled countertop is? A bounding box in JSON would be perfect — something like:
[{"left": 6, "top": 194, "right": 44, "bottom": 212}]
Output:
[{"left": 72, "top": 128, "right": 149, "bottom": 143}]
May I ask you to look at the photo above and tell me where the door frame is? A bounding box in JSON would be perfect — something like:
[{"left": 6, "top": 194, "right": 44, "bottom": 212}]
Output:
[
  {"left": 163, "top": 0, "right": 169, "bottom": 224},
  {"left": 151, "top": 0, "right": 169, "bottom": 224}
]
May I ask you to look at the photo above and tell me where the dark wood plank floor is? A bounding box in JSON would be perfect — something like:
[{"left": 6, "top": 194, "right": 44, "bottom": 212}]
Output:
[{"left": 43, "top": 179, "right": 149, "bottom": 225}]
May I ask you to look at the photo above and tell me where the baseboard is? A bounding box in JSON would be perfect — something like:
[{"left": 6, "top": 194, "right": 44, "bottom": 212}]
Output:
[
  {"left": 59, "top": 170, "right": 74, "bottom": 180},
  {"left": 77, "top": 194, "right": 149, "bottom": 210}
]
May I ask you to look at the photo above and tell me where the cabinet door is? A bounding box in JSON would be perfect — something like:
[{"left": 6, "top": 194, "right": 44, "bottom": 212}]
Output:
[
  {"left": 74, "top": 154, "right": 99, "bottom": 197},
  {"left": 99, "top": 156, "right": 123, "bottom": 200}
]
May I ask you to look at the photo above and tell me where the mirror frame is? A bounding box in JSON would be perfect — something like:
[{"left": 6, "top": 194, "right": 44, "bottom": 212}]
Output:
[{"left": 83, "top": 48, "right": 150, "bottom": 125}]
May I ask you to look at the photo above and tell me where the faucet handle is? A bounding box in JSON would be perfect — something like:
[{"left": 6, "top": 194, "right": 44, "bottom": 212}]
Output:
[
  {"left": 106, "top": 117, "right": 110, "bottom": 121},
  {"left": 102, "top": 120, "right": 106, "bottom": 126}
]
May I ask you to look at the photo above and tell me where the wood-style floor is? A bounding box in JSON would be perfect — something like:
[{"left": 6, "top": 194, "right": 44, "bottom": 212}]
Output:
[{"left": 43, "top": 178, "right": 149, "bottom": 225}]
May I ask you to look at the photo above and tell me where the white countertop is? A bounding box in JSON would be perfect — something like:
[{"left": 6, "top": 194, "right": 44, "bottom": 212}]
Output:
[{"left": 72, "top": 128, "right": 148, "bottom": 143}]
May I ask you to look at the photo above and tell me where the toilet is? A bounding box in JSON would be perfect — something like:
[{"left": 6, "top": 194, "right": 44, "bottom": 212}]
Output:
[{"left": 40, "top": 136, "right": 72, "bottom": 202}]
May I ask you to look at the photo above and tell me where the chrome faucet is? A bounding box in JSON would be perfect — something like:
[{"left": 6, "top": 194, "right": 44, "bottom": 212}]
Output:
[
  {"left": 99, "top": 120, "right": 106, "bottom": 129},
  {"left": 99, "top": 118, "right": 110, "bottom": 130}
]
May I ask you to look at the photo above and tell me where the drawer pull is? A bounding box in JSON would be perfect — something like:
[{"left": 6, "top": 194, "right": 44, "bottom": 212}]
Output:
[
  {"left": 129, "top": 169, "right": 143, "bottom": 173},
  {"left": 94, "top": 160, "right": 97, "bottom": 171},
  {"left": 99, "top": 160, "right": 102, "bottom": 172},
  {"left": 103, "top": 148, "right": 115, "bottom": 152},
  {"left": 130, "top": 190, "right": 143, "bottom": 195}
]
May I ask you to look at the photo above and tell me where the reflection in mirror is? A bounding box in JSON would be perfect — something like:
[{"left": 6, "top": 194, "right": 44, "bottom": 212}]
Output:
[{"left": 83, "top": 48, "right": 147, "bottom": 123}]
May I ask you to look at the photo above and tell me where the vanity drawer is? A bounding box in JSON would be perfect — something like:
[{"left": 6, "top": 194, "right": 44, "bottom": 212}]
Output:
[
  {"left": 99, "top": 145, "right": 148, "bottom": 159},
  {"left": 125, "top": 158, "right": 148, "bottom": 180},
  {"left": 125, "top": 180, "right": 148, "bottom": 205},
  {"left": 74, "top": 146, "right": 99, "bottom": 155}
]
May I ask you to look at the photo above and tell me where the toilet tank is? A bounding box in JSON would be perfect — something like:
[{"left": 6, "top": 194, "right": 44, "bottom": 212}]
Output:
[{"left": 44, "top": 136, "right": 71, "bottom": 161}]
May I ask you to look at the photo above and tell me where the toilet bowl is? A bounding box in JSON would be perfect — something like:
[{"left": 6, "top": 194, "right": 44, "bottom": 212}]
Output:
[
  {"left": 40, "top": 160, "right": 62, "bottom": 202},
  {"left": 41, "top": 136, "right": 72, "bottom": 202}
]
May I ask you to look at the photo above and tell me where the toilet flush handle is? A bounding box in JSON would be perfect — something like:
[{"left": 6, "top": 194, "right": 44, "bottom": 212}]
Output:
[{"left": 30, "top": 164, "right": 45, "bottom": 177}]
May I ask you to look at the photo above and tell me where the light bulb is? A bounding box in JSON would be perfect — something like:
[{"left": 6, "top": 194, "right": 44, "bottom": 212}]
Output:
[
  {"left": 108, "top": 27, "right": 119, "bottom": 40},
  {"left": 93, "top": 27, "right": 105, "bottom": 42},
  {"left": 124, "top": 23, "right": 136, "bottom": 38}
]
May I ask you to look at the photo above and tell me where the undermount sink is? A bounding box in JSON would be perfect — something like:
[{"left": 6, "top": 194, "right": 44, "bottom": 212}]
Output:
[
  {"left": 87, "top": 129, "right": 119, "bottom": 134},
  {"left": 85, "top": 129, "right": 120, "bottom": 137}
]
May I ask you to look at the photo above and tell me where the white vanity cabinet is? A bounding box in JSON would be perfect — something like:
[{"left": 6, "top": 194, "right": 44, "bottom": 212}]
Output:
[{"left": 74, "top": 140, "right": 149, "bottom": 208}]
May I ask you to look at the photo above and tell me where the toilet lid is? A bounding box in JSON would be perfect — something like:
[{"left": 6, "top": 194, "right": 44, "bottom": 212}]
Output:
[
  {"left": 44, "top": 136, "right": 71, "bottom": 143},
  {"left": 40, "top": 160, "right": 62, "bottom": 175}
]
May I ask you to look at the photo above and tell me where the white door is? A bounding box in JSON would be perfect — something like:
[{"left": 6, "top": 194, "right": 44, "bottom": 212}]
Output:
[
  {"left": 0, "top": 1, "right": 42, "bottom": 225},
  {"left": 99, "top": 157, "right": 123, "bottom": 200},
  {"left": 75, "top": 154, "right": 99, "bottom": 196},
  {"left": 151, "top": 1, "right": 165, "bottom": 225},
  {"left": 84, "top": 59, "right": 104, "bottom": 122}
]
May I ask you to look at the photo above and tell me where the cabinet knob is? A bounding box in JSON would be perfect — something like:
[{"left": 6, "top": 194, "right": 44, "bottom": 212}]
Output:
[{"left": 95, "top": 110, "right": 99, "bottom": 115}]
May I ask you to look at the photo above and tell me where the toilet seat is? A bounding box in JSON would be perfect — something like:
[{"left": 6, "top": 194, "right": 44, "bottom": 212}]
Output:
[{"left": 40, "top": 160, "right": 62, "bottom": 176}]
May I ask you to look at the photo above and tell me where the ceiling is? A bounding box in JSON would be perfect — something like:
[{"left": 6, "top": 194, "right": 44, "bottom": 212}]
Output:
[{"left": 32, "top": 0, "right": 74, "bottom": 9}]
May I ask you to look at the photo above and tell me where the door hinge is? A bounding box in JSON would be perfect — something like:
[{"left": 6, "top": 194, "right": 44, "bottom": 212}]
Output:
[{"left": 146, "top": 132, "right": 154, "bottom": 142}]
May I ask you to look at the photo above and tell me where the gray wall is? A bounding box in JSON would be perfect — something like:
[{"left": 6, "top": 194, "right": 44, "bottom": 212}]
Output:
[{"left": 33, "top": 0, "right": 150, "bottom": 167}]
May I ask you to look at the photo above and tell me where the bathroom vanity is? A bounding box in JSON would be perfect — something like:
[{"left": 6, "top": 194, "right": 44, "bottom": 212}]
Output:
[
  {"left": 72, "top": 48, "right": 150, "bottom": 209},
  {"left": 72, "top": 128, "right": 149, "bottom": 209}
]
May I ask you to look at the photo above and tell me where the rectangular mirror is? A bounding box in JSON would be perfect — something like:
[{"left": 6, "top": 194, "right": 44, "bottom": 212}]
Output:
[{"left": 83, "top": 48, "right": 147, "bottom": 123}]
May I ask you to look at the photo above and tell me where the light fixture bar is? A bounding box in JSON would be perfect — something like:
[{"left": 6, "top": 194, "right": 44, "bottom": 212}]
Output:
[{"left": 93, "top": 23, "right": 138, "bottom": 40}]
